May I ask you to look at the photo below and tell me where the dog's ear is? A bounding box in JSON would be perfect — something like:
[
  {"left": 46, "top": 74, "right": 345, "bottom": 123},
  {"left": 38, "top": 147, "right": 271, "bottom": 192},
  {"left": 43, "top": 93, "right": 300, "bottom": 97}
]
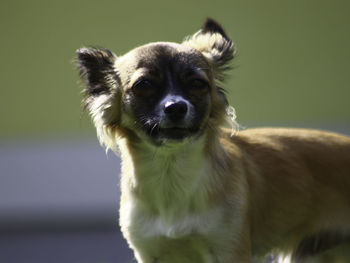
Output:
[
  {"left": 76, "top": 47, "right": 118, "bottom": 98},
  {"left": 184, "top": 19, "right": 238, "bottom": 132},
  {"left": 76, "top": 47, "right": 122, "bottom": 150},
  {"left": 183, "top": 18, "right": 235, "bottom": 81}
]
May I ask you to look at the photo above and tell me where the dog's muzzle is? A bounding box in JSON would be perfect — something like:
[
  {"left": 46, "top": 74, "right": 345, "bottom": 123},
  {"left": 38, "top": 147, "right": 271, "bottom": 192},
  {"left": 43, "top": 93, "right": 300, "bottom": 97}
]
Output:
[{"left": 147, "top": 96, "right": 199, "bottom": 141}]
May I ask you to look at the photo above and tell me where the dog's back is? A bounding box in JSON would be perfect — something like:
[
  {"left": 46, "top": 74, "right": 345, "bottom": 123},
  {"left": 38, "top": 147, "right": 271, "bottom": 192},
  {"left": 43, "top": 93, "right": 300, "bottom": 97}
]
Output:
[{"left": 223, "top": 128, "right": 350, "bottom": 260}]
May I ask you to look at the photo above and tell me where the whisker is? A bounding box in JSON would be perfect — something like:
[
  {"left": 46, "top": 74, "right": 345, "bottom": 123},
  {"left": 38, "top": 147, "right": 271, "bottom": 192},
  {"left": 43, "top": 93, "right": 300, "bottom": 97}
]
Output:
[{"left": 150, "top": 123, "right": 158, "bottom": 136}]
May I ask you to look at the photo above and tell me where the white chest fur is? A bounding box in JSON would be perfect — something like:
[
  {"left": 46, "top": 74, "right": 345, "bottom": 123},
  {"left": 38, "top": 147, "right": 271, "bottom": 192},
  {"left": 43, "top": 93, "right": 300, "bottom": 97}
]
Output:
[
  {"left": 118, "top": 138, "right": 222, "bottom": 240},
  {"left": 122, "top": 201, "right": 222, "bottom": 239}
]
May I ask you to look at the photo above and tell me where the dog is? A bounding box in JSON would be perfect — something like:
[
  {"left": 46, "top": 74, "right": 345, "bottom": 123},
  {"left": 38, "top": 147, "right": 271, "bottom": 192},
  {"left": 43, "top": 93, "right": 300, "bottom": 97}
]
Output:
[{"left": 76, "top": 18, "right": 350, "bottom": 263}]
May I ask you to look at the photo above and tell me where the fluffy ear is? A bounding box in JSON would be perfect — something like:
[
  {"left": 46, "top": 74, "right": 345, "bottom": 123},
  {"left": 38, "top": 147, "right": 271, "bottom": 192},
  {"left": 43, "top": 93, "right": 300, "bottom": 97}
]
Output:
[
  {"left": 76, "top": 47, "right": 118, "bottom": 98},
  {"left": 76, "top": 47, "right": 122, "bottom": 151},
  {"left": 183, "top": 18, "right": 235, "bottom": 81}
]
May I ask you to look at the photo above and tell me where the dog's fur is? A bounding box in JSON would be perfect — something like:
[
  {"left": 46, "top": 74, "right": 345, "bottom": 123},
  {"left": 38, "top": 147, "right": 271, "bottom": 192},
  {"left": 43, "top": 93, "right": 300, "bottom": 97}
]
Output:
[{"left": 76, "top": 19, "right": 350, "bottom": 262}]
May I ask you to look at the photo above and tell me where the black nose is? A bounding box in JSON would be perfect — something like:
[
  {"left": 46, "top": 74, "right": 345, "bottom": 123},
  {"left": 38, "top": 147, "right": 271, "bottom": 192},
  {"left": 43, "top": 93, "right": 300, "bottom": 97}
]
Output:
[{"left": 164, "top": 100, "right": 188, "bottom": 120}]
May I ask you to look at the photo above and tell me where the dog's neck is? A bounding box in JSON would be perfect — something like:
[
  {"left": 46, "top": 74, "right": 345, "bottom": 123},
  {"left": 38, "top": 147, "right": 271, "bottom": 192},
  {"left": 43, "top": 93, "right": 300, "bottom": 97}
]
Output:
[{"left": 117, "top": 134, "right": 225, "bottom": 220}]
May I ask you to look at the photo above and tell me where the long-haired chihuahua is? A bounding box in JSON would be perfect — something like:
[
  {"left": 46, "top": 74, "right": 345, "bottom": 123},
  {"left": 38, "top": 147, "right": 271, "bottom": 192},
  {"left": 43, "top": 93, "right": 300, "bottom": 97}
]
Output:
[{"left": 76, "top": 19, "right": 350, "bottom": 263}]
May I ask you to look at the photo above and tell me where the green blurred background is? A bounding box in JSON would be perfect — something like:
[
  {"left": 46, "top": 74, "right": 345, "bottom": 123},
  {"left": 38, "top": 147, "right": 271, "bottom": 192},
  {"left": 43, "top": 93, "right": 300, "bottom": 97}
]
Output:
[
  {"left": 1, "top": 0, "right": 349, "bottom": 139},
  {"left": 0, "top": 0, "right": 349, "bottom": 262}
]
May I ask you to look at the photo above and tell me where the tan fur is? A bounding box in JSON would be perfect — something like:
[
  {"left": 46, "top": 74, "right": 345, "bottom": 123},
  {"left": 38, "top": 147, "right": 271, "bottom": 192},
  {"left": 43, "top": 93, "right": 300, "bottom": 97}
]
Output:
[
  {"left": 226, "top": 128, "right": 350, "bottom": 256},
  {"left": 76, "top": 19, "right": 350, "bottom": 262}
]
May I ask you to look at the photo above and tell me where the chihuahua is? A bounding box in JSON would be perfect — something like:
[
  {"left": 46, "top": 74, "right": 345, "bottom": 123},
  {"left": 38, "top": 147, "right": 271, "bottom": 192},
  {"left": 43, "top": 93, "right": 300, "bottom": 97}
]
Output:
[{"left": 76, "top": 19, "right": 350, "bottom": 263}]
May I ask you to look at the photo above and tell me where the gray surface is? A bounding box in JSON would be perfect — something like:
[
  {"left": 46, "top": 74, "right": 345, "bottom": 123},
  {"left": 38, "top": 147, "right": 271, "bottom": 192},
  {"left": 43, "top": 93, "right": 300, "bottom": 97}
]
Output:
[
  {"left": 0, "top": 230, "right": 134, "bottom": 263},
  {"left": 0, "top": 136, "right": 121, "bottom": 230}
]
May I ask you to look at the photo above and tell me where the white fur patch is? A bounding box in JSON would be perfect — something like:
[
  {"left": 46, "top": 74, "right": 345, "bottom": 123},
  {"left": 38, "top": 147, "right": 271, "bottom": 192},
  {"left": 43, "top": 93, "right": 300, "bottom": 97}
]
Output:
[
  {"left": 183, "top": 32, "right": 234, "bottom": 61},
  {"left": 124, "top": 202, "right": 222, "bottom": 239},
  {"left": 226, "top": 105, "right": 240, "bottom": 136},
  {"left": 277, "top": 254, "right": 292, "bottom": 263}
]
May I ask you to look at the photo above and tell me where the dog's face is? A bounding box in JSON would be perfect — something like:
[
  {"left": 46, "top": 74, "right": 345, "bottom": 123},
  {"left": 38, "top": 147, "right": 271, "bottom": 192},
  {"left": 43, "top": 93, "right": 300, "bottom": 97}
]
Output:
[
  {"left": 119, "top": 42, "right": 212, "bottom": 144},
  {"left": 76, "top": 19, "right": 235, "bottom": 149}
]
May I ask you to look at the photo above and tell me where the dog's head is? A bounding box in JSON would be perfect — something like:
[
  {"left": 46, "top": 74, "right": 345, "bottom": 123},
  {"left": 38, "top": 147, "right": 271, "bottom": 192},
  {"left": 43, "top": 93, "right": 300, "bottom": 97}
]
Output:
[{"left": 76, "top": 19, "right": 237, "bottom": 150}]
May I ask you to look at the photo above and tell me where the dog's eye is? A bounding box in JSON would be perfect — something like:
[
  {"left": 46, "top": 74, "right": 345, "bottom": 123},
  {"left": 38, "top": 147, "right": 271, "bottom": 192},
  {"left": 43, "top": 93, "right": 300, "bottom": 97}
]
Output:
[
  {"left": 188, "top": 79, "right": 209, "bottom": 95},
  {"left": 132, "top": 79, "right": 156, "bottom": 97}
]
